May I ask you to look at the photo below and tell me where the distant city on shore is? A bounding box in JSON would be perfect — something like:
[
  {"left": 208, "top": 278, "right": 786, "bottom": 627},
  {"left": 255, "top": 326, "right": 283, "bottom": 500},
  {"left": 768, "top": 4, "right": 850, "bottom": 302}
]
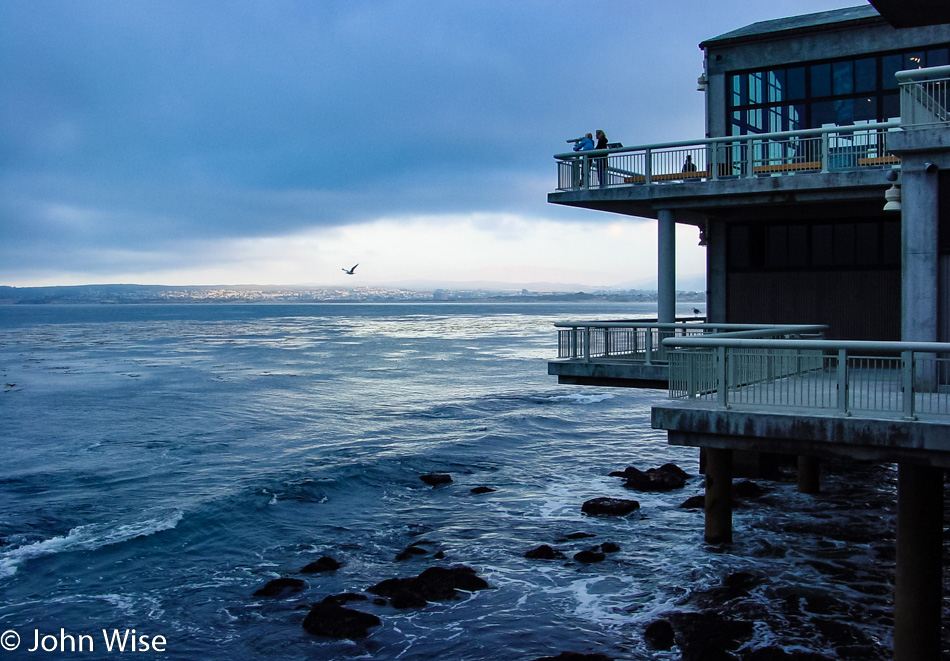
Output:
[{"left": 0, "top": 283, "right": 705, "bottom": 305}]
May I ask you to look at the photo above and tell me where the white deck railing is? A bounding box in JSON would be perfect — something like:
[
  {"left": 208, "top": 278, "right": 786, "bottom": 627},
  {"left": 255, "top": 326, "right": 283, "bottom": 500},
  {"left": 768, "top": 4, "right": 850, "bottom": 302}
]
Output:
[
  {"left": 554, "top": 321, "right": 825, "bottom": 365},
  {"left": 555, "top": 122, "right": 900, "bottom": 191},
  {"left": 665, "top": 337, "right": 950, "bottom": 420},
  {"left": 898, "top": 65, "right": 950, "bottom": 129}
]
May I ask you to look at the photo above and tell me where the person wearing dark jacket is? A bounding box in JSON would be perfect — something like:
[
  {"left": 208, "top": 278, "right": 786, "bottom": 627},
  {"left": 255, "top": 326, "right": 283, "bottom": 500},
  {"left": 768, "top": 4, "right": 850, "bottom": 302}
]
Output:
[{"left": 593, "top": 130, "right": 609, "bottom": 186}]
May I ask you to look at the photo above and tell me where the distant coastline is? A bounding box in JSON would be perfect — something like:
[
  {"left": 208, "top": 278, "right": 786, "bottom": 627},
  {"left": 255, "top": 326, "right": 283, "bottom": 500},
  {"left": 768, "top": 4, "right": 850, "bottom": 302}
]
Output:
[{"left": 0, "top": 284, "right": 705, "bottom": 305}]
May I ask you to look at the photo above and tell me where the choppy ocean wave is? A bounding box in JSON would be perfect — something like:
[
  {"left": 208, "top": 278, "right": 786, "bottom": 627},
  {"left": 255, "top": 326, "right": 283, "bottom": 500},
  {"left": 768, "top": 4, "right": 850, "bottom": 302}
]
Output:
[{"left": 0, "top": 303, "right": 903, "bottom": 659}]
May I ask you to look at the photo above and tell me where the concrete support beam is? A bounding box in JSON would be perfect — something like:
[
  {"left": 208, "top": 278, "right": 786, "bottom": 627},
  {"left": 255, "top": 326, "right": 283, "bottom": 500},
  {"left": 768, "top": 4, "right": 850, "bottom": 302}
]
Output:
[
  {"left": 901, "top": 166, "right": 940, "bottom": 343},
  {"left": 704, "top": 447, "right": 733, "bottom": 544},
  {"left": 894, "top": 463, "right": 944, "bottom": 661},
  {"left": 797, "top": 455, "right": 820, "bottom": 494},
  {"left": 657, "top": 210, "right": 676, "bottom": 324}
]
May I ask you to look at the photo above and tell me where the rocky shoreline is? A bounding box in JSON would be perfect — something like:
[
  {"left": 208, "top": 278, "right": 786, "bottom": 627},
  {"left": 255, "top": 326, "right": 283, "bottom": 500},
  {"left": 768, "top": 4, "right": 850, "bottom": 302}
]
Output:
[{"left": 249, "top": 463, "right": 896, "bottom": 660}]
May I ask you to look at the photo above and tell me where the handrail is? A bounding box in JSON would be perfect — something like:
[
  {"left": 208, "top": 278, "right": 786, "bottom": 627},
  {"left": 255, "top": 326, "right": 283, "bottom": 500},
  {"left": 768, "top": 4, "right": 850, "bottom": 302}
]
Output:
[
  {"left": 552, "top": 121, "right": 899, "bottom": 161},
  {"left": 664, "top": 337, "right": 950, "bottom": 353},
  {"left": 554, "top": 321, "right": 826, "bottom": 365},
  {"left": 665, "top": 335, "right": 950, "bottom": 419},
  {"left": 895, "top": 65, "right": 950, "bottom": 82}
]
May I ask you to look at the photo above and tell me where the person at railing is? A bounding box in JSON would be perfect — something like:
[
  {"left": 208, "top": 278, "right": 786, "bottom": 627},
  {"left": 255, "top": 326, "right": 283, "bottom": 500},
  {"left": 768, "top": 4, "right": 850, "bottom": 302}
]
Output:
[
  {"left": 682, "top": 155, "right": 698, "bottom": 173},
  {"left": 572, "top": 133, "right": 595, "bottom": 187},
  {"left": 594, "top": 130, "right": 609, "bottom": 187}
]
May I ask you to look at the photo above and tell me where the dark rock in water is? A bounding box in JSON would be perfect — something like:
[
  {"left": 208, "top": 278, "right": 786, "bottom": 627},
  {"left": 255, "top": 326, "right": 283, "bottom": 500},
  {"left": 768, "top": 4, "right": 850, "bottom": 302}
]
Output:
[
  {"left": 599, "top": 542, "right": 620, "bottom": 553},
  {"left": 301, "top": 597, "right": 381, "bottom": 639},
  {"left": 573, "top": 550, "right": 606, "bottom": 564},
  {"left": 433, "top": 550, "right": 445, "bottom": 560},
  {"left": 301, "top": 556, "right": 342, "bottom": 573},
  {"left": 525, "top": 544, "right": 565, "bottom": 560},
  {"left": 616, "top": 464, "right": 687, "bottom": 492},
  {"left": 564, "top": 532, "right": 597, "bottom": 540},
  {"left": 734, "top": 480, "right": 766, "bottom": 499},
  {"left": 531, "top": 653, "right": 613, "bottom": 661},
  {"left": 688, "top": 572, "right": 763, "bottom": 608},
  {"left": 643, "top": 619, "right": 675, "bottom": 651},
  {"left": 253, "top": 577, "right": 307, "bottom": 598},
  {"left": 322, "top": 592, "right": 367, "bottom": 606},
  {"left": 680, "top": 495, "right": 705, "bottom": 509},
  {"left": 368, "top": 565, "right": 489, "bottom": 608},
  {"left": 743, "top": 647, "right": 834, "bottom": 661},
  {"left": 470, "top": 486, "right": 495, "bottom": 494},
  {"left": 668, "top": 611, "right": 754, "bottom": 660},
  {"left": 396, "top": 543, "right": 429, "bottom": 561},
  {"left": 581, "top": 497, "right": 640, "bottom": 516},
  {"left": 420, "top": 473, "right": 452, "bottom": 486}
]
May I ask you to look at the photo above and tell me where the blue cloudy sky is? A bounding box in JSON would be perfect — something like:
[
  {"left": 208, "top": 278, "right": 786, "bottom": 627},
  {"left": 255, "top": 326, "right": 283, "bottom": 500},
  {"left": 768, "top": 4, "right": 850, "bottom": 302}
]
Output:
[{"left": 2, "top": 0, "right": 863, "bottom": 288}]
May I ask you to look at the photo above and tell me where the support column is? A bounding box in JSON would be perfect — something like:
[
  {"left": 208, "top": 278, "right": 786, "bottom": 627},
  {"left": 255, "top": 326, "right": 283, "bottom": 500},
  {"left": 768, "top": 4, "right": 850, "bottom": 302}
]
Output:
[
  {"left": 797, "top": 455, "right": 820, "bottom": 494},
  {"left": 704, "top": 447, "right": 733, "bottom": 544},
  {"left": 657, "top": 210, "right": 676, "bottom": 324},
  {"left": 901, "top": 166, "right": 939, "bottom": 343},
  {"left": 894, "top": 463, "right": 943, "bottom": 661}
]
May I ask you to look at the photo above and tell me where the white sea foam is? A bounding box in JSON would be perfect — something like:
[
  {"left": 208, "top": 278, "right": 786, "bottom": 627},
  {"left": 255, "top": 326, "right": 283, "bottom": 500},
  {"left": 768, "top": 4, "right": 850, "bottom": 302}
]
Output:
[
  {"left": 543, "top": 392, "right": 615, "bottom": 405},
  {"left": 0, "top": 509, "right": 183, "bottom": 579}
]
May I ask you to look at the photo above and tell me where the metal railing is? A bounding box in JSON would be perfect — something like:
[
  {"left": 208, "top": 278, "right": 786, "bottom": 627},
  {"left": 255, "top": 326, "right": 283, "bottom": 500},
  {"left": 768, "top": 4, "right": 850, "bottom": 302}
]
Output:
[
  {"left": 555, "top": 121, "right": 900, "bottom": 191},
  {"left": 898, "top": 65, "right": 950, "bottom": 129},
  {"left": 554, "top": 321, "right": 825, "bottom": 365},
  {"left": 665, "top": 337, "right": 950, "bottom": 420}
]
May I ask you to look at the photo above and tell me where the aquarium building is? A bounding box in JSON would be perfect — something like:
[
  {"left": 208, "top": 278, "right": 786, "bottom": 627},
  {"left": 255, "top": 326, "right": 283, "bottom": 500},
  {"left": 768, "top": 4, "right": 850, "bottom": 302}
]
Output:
[{"left": 547, "top": 5, "right": 950, "bottom": 659}]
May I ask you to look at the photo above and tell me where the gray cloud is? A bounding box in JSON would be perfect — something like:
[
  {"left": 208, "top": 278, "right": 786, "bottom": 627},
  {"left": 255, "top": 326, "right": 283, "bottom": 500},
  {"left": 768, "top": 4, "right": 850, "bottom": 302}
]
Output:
[{"left": 0, "top": 0, "right": 864, "bottom": 283}]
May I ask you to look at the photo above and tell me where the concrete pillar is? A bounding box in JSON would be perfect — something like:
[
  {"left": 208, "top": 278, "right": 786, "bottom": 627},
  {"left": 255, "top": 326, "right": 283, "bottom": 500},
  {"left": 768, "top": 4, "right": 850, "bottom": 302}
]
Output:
[
  {"left": 797, "top": 455, "right": 820, "bottom": 494},
  {"left": 657, "top": 210, "right": 676, "bottom": 324},
  {"left": 894, "top": 463, "right": 943, "bottom": 661},
  {"left": 706, "top": 220, "right": 727, "bottom": 323},
  {"left": 901, "top": 166, "right": 940, "bottom": 343},
  {"left": 704, "top": 447, "right": 733, "bottom": 544}
]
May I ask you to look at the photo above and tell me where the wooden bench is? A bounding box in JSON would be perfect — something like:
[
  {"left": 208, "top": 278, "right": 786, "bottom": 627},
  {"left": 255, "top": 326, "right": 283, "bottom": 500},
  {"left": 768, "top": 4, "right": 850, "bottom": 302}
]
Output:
[
  {"left": 857, "top": 155, "right": 901, "bottom": 166},
  {"left": 753, "top": 161, "right": 821, "bottom": 174},
  {"left": 623, "top": 171, "right": 709, "bottom": 183}
]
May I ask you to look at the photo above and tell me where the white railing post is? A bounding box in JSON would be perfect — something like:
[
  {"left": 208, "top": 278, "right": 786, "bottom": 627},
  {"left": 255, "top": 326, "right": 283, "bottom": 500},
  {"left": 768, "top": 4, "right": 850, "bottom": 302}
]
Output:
[
  {"left": 837, "top": 348, "right": 850, "bottom": 415},
  {"left": 745, "top": 137, "right": 755, "bottom": 178},
  {"left": 821, "top": 132, "right": 830, "bottom": 173},
  {"left": 717, "top": 345, "right": 728, "bottom": 407},
  {"left": 903, "top": 350, "right": 916, "bottom": 419}
]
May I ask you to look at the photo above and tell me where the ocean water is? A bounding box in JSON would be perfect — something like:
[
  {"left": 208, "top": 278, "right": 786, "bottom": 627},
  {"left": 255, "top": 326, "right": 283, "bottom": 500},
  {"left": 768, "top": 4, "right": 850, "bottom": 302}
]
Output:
[{"left": 0, "top": 302, "right": 898, "bottom": 659}]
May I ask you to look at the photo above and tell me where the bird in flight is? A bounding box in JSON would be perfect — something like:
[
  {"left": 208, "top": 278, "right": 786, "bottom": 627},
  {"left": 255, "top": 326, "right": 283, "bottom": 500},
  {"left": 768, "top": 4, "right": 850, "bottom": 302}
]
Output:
[{"left": 342, "top": 263, "right": 359, "bottom": 275}]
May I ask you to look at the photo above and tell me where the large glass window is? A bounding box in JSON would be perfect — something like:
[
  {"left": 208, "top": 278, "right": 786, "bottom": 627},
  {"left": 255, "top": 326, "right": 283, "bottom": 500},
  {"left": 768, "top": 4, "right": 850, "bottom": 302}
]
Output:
[{"left": 727, "top": 44, "right": 950, "bottom": 135}]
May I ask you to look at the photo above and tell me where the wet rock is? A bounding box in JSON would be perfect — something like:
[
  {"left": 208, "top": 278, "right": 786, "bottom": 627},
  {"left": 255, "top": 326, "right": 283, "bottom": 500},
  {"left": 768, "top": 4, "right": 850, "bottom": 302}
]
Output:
[
  {"left": 396, "top": 543, "right": 430, "bottom": 561},
  {"left": 680, "top": 495, "right": 705, "bottom": 509},
  {"left": 742, "top": 648, "right": 834, "bottom": 661},
  {"left": 470, "top": 486, "right": 495, "bottom": 494},
  {"left": 253, "top": 577, "right": 307, "bottom": 598},
  {"left": 564, "top": 532, "right": 597, "bottom": 540},
  {"left": 531, "top": 653, "right": 613, "bottom": 661},
  {"left": 573, "top": 550, "right": 606, "bottom": 564},
  {"left": 599, "top": 542, "right": 620, "bottom": 553},
  {"left": 368, "top": 565, "right": 489, "bottom": 608},
  {"left": 613, "top": 464, "right": 688, "bottom": 492},
  {"left": 669, "top": 611, "right": 754, "bottom": 661},
  {"left": 301, "top": 596, "right": 381, "bottom": 639},
  {"left": 644, "top": 619, "right": 675, "bottom": 651},
  {"left": 322, "top": 592, "right": 367, "bottom": 606},
  {"left": 420, "top": 473, "right": 452, "bottom": 486},
  {"left": 734, "top": 480, "right": 766, "bottom": 499},
  {"left": 688, "top": 572, "right": 762, "bottom": 608},
  {"left": 812, "top": 617, "right": 871, "bottom": 648},
  {"left": 301, "top": 556, "right": 342, "bottom": 573},
  {"left": 581, "top": 497, "right": 640, "bottom": 516},
  {"left": 525, "top": 544, "right": 565, "bottom": 560},
  {"left": 433, "top": 550, "right": 445, "bottom": 560}
]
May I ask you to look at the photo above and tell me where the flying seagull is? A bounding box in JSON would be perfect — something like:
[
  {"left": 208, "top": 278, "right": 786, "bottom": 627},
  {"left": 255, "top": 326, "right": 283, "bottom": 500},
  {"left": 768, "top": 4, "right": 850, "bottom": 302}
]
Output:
[{"left": 342, "top": 263, "right": 359, "bottom": 275}]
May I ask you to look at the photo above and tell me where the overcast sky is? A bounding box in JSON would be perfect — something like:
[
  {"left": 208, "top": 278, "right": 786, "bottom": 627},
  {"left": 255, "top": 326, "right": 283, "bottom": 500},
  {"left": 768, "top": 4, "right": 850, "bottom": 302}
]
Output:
[{"left": 2, "top": 0, "right": 865, "bottom": 289}]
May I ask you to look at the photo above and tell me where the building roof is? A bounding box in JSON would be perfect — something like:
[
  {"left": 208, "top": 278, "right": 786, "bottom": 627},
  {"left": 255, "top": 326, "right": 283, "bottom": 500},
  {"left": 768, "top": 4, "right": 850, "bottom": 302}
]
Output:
[{"left": 701, "top": 5, "right": 882, "bottom": 48}]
